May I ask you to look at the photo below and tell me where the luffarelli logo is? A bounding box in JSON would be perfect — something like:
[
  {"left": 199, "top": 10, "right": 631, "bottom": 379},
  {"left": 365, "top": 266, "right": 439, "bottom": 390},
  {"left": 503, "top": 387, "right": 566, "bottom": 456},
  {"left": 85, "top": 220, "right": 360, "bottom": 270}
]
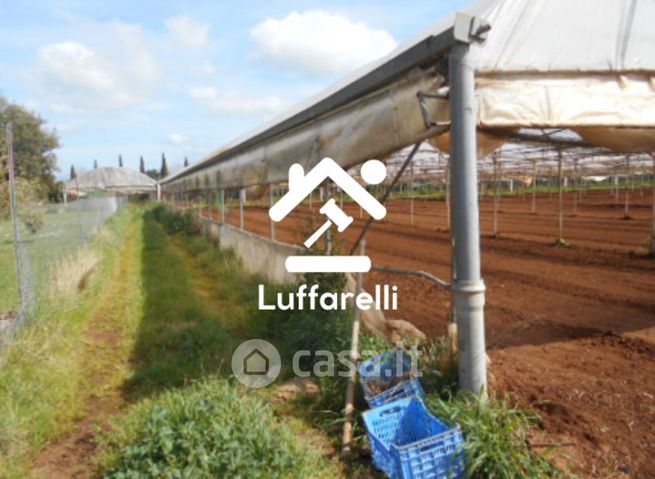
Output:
[
  {"left": 268, "top": 157, "right": 387, "bottom": 273},
  {"left": 258, "top": 284, "right": 398, "bottom": 311}
]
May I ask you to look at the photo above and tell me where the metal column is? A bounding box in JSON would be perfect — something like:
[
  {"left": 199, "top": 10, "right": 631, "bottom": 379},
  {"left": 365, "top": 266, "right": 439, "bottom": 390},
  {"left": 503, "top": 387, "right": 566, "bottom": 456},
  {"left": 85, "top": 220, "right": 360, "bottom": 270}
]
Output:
[{"left": 448, "top": 14, "right": 489, "bottom": 394}]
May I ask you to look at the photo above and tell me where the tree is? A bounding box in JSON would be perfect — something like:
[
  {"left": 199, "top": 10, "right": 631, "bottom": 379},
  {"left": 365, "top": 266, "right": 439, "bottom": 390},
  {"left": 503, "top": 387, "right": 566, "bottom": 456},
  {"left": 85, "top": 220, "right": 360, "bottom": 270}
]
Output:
[
  {"left": 139, "top": 156, "right": 145, "bottom": 173},
  {"left": 0, "top": 96, "right": 59, "bottom": 184},
  {"left": 145, "top": 169, "right": 160, "bottom": 180},
  {"left": 160, "top": 153, "right": 169, "bottom": 178},
  {"left": 94, "top": 159, "right": 98, "bottom": 169},
  {"left": 70, "top": 165, "right": 77, "bottom": 180},
  {"left": 118, "top": 154, "right": 123, "bottom": 168},
  {"left": 184, "top": 157, "right": 189, "bottom": 167}
]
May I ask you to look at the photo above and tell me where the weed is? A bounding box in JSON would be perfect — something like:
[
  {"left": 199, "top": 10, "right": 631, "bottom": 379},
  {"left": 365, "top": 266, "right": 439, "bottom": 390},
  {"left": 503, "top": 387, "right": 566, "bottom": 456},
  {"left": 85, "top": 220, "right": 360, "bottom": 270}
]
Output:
[
  {"left": 426, "top": 393, "right": 562, "bottom": 479},
  {"left": 98, "top": 378, "right": 337, "bottom": 478}
]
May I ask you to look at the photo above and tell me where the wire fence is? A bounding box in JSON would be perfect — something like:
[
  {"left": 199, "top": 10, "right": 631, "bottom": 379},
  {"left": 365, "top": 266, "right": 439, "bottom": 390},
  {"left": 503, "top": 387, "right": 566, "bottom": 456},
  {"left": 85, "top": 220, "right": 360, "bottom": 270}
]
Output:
[{"left": 1, "top": 125, "right": 126, "bottom": 347}]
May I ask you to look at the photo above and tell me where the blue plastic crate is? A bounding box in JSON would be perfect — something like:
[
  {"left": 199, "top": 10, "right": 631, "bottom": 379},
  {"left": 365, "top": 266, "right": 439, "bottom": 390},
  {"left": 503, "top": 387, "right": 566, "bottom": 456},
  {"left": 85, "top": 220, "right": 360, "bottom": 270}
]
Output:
[
  {"left": 366, "top": 378, "right": 425, "bottom": 408},
  {"left": 363, "top": 397, "right": 465, "bottom": 479},
  {"left": 359, "top": 351, "right": 423, "bottom": 406}
]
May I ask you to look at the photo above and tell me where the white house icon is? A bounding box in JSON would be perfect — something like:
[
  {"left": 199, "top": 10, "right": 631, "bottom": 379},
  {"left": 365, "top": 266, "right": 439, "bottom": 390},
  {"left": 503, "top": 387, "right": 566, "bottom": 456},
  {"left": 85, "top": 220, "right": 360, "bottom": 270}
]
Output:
[{"left": 269, "top": 157, "right": 387, "bottom": 273}]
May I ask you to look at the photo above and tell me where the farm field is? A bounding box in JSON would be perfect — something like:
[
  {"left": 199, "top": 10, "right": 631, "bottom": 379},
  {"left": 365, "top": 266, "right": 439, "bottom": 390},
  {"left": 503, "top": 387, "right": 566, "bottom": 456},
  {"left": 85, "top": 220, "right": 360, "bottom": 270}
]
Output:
[{"left": 209, "top": 188, "right": 655, "bottom": 476}]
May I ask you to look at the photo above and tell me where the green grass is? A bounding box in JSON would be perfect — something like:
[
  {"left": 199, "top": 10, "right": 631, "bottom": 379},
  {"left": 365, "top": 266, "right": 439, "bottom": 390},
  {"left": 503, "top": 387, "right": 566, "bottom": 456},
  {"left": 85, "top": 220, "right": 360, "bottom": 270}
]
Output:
[
  {"left": 0, "top": 206, "right": 102, "bottom": 311},
  {"left": 426, "top": 394, "right": 563, "bottom": 479},
  {"left": 98, "top": 378, "right": 338, "bottom": 478},
  {"left": 0, "top": 207, "right": 138, "bottom": 478}
]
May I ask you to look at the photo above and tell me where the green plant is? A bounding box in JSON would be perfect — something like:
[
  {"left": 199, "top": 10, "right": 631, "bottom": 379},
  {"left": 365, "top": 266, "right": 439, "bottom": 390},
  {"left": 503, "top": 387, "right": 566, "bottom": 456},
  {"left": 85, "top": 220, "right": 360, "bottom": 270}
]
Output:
[
  {"left": 21, "top": 209, "right": 45, "bottom": 234},
  {"left": 98, "top": 378, "right": 336, "bottom": 478},
  {"left": 426, "top": 394, "right": 561, "bottom": 479}
]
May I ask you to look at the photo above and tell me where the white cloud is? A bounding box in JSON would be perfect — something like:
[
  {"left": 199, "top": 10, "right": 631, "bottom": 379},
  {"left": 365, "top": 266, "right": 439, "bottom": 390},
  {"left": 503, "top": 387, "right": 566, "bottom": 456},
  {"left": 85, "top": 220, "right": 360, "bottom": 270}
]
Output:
[
  {"left": 36, "top": 21, "right": 160, "bottom": 109},
  {"left": 165, "top": 15, "right": 210, "bottom": 48},
  {"left": 189, "top": 86, "right": 287, "bottom": 116},
  {"left": 250, "top": 10, "right": 397, "bottom": 76},
  {"left": 169, "top": 133, "right": 188, "bottom": 144}
]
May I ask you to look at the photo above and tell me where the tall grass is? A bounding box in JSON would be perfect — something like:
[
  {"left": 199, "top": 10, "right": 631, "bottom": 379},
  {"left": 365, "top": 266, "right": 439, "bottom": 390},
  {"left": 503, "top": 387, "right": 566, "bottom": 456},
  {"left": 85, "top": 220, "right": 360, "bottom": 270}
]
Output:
[
  {"left": 426, "top": 394, "right": 562, "bottom": 479},
  {"left": 0, "top": 208, "right": 136, "bottom": 478}
]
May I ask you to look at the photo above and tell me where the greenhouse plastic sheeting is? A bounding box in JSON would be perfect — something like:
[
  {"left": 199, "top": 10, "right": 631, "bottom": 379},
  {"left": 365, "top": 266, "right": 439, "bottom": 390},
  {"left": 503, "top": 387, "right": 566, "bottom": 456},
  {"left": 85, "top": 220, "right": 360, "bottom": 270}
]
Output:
[{"left": 162, "top": 0, "right": 655, "bottom": 192}]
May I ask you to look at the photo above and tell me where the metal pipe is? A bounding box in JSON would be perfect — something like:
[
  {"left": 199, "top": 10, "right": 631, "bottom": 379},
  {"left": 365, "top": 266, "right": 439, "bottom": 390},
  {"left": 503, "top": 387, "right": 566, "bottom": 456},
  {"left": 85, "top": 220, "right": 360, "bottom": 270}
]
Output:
[
  {"left": 493, "top": 153, "right": 499, "bottom": 236},
  {"left": 624, "top": 155, "right": 631, "bottom": 219},
  {"left": 445, "top": 154, "right": 451, "bottom": 231},
  {"left": 239, "top": 188, "right": 245, "bottom": 230},
  {"left": 371, "top": 265, "right": 450, "bottom": 290},
  {"left": 557, "top": 149, "right": 565, "bottom": 244},
  {"left": 220, "top": 189, "right": 225, "bottom": 224},
  {"left": 651, "top": 153, "right": 655, "bottom": 254},
  {"left": 410, "top": 160, "right": 415, "bottom": 226},
  {"left": 531, "top": 159, "right": 537, "bottom": 214},
  {"left": 269, "top": 185, "right": 276, "bottom": 240},
  {"left": 348, "top": 143, "right": 420, "bottom": 255},
  {"left": 342, "top": 239, "right": 365, "bottom": 454},
  {"left": 449, "top": 38, "right": 487, "bottom": 395}
]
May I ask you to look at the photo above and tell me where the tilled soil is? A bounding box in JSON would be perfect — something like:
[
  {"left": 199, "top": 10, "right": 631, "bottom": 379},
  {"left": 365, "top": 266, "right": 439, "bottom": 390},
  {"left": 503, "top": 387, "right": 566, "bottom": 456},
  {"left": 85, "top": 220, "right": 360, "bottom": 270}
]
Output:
[{"left": 206, "top": 189, "right": 655, "bottom": 477}]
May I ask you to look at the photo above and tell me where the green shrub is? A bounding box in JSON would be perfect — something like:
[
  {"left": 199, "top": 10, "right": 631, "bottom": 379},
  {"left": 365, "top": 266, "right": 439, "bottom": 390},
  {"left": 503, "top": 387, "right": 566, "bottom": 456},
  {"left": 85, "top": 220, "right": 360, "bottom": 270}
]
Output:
[
  {"left": 151, "top": 205, "right": 200, "bottom": 235},
  {"left": 425, "top": 394, "right": 561, "bottom": 479},
  {"left": 21, "top": 209, "right": 45, "bottom": 234},
  {"left": 99, "top": 379, "right": 335, "bottom": 479}
]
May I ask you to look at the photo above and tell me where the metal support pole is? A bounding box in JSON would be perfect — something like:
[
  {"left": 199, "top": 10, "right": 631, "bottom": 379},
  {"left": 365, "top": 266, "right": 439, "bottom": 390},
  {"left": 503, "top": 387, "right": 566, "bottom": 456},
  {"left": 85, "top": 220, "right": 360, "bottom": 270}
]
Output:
[
  {"left": 492, "top": 154, "right": 499, "bottom": 236},
  {"left": 220, "top": 189, "right": 225, "bottom": 224},
  {"left": 531, "top": 159, "right": 537, "bottom": 214},
  {"left": 445, "top": 155, "right": 451, "bottom": 231},
  {"left": 556, "top": 150, "right": 566, "bottom": 245},
  {"left": 449, "top": 31, "right": 487, "bottom": 395},
  {"left": 239, "top": 188, "right": 245, "bottom": 230},
  {"left": 324, "top": 182, "right": 332, "bottom": 253},
  {"left": 342, "top": 239, "right": 365, "bottom": 454},
  {"left": 651, "top": 153, "right": 655, "bottom": 253},
  {"left": 269, "top": 185, "right": 276, "bottom": 240},
  {"left": 573, "top": 159, "right": 578, "bottom": 216},
  {"left": 624, "top": 156, "right": 631, "bottom": 219},
  {"left": 410, "top": 160, "right": 415, "bottom": 225}
]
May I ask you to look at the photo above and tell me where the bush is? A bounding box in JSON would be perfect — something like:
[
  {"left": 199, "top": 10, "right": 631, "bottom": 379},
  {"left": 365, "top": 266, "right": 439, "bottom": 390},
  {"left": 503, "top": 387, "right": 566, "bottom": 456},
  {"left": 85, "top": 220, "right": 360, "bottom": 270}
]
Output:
[
  {"left": 425, "top": 394, "right": 561, "bottom": 478},
  {"left": 151, "top": 204, "right": 201, "bottom": 235},
  {"left": 99, "top": 379, "right": 335, "bottom": 479},
  {"left": 21, "top": 209, "right": 45, "bottom": 234}
]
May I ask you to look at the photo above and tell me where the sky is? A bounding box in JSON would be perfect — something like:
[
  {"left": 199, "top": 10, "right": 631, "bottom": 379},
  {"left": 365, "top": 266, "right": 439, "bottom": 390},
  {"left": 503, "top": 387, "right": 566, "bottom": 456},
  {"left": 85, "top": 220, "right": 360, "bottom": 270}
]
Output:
[{"left": 0, "top": 0, "right": 470, "bottom": 178}]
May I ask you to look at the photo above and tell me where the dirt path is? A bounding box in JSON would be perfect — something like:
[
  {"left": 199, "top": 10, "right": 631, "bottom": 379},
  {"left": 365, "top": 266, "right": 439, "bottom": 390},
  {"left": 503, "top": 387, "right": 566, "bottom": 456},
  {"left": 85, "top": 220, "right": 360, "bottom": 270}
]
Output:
[{"left": 31, "top": 217, "right": 143, "bottom": 479}]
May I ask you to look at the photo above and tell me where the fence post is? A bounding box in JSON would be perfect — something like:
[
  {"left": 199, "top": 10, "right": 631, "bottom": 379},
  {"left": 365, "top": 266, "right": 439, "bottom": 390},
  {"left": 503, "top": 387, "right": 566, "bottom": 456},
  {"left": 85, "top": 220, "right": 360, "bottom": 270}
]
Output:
[
  {"left": 531, "top": 159, "right": 537, "bottom": 214},
  {"left": 6, "top": 124, "right": 25, "bottom": 318},
  {"left": 342, "top": 239, "right": 365, "bottom": 454}
]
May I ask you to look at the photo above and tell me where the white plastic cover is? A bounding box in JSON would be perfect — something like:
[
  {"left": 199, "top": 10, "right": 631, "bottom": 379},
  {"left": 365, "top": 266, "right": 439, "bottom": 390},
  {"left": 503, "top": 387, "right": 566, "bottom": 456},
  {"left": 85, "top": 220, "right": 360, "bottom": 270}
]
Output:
[
  {"left": 162, "top": 0, "right": 655, "bottom": 191},
  {"left": 69, "top": 167, "right": 157, "bottom": 193}
]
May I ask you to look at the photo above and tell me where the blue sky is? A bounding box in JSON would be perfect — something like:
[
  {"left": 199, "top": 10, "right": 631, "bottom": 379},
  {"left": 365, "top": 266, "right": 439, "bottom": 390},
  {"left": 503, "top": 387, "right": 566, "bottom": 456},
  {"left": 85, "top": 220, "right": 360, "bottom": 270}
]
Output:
[{"left": 0, "top": 0, "right": 469, "bottom": 177}]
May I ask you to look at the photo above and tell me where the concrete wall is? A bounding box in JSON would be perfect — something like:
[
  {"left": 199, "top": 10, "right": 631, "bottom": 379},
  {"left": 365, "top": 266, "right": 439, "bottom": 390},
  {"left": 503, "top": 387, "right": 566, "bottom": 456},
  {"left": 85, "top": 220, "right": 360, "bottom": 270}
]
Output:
[{"left": 206, "top": 219, "right": 301, "bottom": 284}]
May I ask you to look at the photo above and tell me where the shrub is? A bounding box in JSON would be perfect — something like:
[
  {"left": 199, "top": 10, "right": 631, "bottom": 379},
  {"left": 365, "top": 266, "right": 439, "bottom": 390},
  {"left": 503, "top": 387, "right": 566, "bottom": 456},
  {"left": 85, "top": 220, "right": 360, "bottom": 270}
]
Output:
[
  {"left": 21, "top": 209, "right": 45, "bottom": 234},
  {"left": 425, "top": 394, "right": 561, "bottom": 479},
  {"left": 99, "top": 379, "right": 335, "bottom": 479}
]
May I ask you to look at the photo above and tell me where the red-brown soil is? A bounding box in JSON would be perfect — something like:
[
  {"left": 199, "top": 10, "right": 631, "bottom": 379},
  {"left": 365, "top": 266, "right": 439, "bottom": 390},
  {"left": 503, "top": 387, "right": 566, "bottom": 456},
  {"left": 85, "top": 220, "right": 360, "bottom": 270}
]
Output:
[{"left": 206, "top": 188, "right": 655, "bottom": 477}]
